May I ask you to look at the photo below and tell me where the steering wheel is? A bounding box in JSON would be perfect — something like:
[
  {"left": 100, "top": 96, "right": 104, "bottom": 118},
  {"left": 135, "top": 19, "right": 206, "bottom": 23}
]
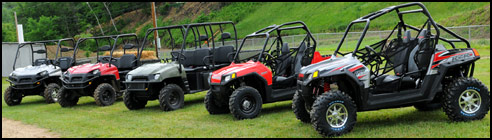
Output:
[
  {"left": 102, "top": 57, "right": 113, "bottom": 62},
  {"left": 364, "top": 45, "right": 383, "bottom": 76},
  {"left": 261, "top": 52, "right": 277, "bottom": 72},
  {"left": 170, "top": 51, "right": 187, "bottom": 61}
]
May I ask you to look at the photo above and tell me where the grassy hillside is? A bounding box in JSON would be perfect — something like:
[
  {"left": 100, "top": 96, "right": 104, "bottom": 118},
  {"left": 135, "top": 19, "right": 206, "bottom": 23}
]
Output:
[{"left": 208, "top": 2, "right": 490, "bottom": 38}]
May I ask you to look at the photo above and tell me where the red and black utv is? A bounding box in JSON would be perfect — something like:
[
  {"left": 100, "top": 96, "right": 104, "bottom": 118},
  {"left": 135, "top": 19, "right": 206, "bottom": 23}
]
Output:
[
  {"left": 206, "top": 21, "right": 330, "bottom": 119},
  {"left": 294, "top": 2, "right": 489, "bottom": 137},
  {"left": 57, "top": 34, "right": 153, "bottom": 107}
]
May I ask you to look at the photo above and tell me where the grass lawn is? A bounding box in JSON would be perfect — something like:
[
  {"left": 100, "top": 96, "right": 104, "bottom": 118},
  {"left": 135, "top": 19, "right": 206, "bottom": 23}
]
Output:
[{"left": 2, "top": 40, "right": 490, "bottom": 138}]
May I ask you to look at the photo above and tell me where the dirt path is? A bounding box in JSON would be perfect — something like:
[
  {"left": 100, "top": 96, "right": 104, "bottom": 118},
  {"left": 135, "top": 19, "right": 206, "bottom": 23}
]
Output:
[{"left": 2, "top": 118, "right": 59, "bottom": 138}]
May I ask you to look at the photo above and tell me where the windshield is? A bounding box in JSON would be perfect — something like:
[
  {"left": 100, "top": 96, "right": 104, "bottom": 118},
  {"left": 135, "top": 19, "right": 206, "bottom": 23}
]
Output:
[{"left": 13, "top": 39, "right": 75, "bottom": 70}]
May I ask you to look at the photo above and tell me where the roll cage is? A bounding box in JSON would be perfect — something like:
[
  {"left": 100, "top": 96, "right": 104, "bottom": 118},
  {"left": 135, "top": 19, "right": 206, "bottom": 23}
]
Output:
[
  {"left": 138, "top": 21, "right": 239, "bottom": 70},
  {"left": 12, "top": 38, "right": 76, "bottom": 70},
  {"left": 333, "top": 2, "right": 471, "bottom": 78},
  {"left": 72, "top": 34, "right": 139, "bottom": 67},
  {"left": 232, "top": 21, "right": 316, "bottom": 68}
]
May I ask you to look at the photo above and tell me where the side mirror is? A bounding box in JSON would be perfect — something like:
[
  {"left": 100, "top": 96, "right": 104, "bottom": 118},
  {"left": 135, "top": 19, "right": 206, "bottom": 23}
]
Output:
[
  {"left": 221, "top": 32, "right": 231, "bottom": 40},
  {"left": 199, "top": 35, "right": 208, "bottom": 41}
]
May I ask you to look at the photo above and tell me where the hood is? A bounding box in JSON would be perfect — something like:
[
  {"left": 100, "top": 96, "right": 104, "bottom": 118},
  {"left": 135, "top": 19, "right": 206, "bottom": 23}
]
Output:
[
  {"left": 68, "top": 63, "right": 105, "bottom": 74},
  {"left": 11, "top": 64, "right": 60, "bottom": 77},
  {"left": 128, "top": 62, "right": 180, "bottom": 76},
  {"left": 300, "top": 54, "right": 361, "bottom": 75},
  {"left": 212, "top": 60, "right": 259, "bottom": 76},
  {"left": 210, "top": 60, "right": 272, "bottom": 85}
]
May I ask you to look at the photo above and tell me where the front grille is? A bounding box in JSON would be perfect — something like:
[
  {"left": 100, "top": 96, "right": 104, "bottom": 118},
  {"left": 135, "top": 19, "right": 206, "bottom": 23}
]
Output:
[
  {"left": 132, "top": 78, "right": 147, "bottom": 81},
  {"left": 128, "top": 83, "right": 146, "bottom": 89},
  {"left": 16, "top": 84, "right": 35, "bottom": 89},
  {"left": 66, "top": 83, "right": 86, "bottom": 88},
  {"left": 19, "top": 78, "right": 32, "bottom": 83},
  {"left": 72, "top": 77, "right": 83, "bottom": 82}
]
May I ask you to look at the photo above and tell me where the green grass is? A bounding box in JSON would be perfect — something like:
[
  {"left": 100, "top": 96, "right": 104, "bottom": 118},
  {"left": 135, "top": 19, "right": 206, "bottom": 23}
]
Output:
[
  {"left": 2, "top": 42, "right": 490, "bottom": 138},
  {"left": 211, "top": 2, "right": 489, "bottom": 38}
]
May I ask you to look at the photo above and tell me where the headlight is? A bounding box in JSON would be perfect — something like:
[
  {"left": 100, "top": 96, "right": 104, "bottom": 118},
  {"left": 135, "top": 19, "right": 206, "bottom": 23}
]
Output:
[
  {"left": 153, "top": 74, "right": 160, "bottom": 80},
  {"left": 92, "top": 69, "right": 100, "bottom": 75},
  {"left": 223, "top": 73, "right": 236, "bottom": 82},
  {"left": 224, "top": 75, "right": 231, "bottom": 82},
  {"left": 10, "top": 73, "right": 15, "bottom": 77},
  {"left": 127, "top": 74, "right": 132, "bottom": 81}
]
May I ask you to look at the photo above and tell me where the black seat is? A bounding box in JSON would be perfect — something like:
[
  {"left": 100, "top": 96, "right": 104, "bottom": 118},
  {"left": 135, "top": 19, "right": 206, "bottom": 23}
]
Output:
[
  {"left": 34, "top": 58, "right": 49, "bottom": 66},
  {"left": 391, "top": 30, "right": 414, "bottom": 76},
  {"left": 118, "top": 54, "right": 136, "bottom": 70},
  {"left": 275, "top": 43, "right": 293, "bottom": 77},
  {"left": 57, "top": 57, "right": 73, "bottom": 71},
  {"left": 213, "top": 45, "right": 234, "bottom": 64},
  {"left": 273, "top": 43, "right": 296, "bottom": 88},
  {"left": 293, "top": 42, "right": 307, "bottom": 74},
  {"left": 407, "top": 29, "right": 430, "bottom": 78},
  {"left": 181, "top": 48, "right": 211, "bottom": 71},
  {"left": 192, "top": 48, "right": 211, "bottom": 67}
]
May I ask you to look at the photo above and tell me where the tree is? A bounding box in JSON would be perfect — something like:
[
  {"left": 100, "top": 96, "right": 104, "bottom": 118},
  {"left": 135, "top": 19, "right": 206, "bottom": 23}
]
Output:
[
  {"left": 2, "top": 23, "right": 17, "bottom": 42},
  {"left": 25, "top": 16, "right": 61, "bottom": 41}
]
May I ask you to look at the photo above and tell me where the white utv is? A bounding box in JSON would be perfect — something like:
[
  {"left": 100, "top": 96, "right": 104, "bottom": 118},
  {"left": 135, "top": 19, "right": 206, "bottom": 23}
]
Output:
[{"left": 5, "top": 39, "right": 89, "bottom": 106}]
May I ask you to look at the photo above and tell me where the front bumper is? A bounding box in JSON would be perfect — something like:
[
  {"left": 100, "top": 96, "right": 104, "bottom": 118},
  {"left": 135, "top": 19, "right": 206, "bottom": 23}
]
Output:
[
  {"left": 122, "top": 76, "right": 160, "bottom": 92},
  {"left": 61, "top": 73, "right": 98, "bottom": 89},
  {"left": 7, "top": 75, "right": 48, "bottom": 89}
]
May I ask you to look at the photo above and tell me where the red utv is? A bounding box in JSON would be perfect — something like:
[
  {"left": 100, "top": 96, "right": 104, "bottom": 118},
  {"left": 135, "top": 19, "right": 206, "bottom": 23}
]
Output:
[
  {"left": 57, "top": 34, "right": 152, "bottom": 107},
  {"left": 206, "top": 21, "right": 330, "bottom": 119}
]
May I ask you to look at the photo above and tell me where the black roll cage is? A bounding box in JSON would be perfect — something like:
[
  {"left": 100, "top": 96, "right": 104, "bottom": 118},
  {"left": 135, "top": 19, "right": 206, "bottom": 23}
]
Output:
[
  {"left": 232, "top": 21, "right": 317, "bottom": 63},
  {"left": 72, "top": 33, "right": 139, "bottom": 67},
  {"left": 138, "top": 21, "right": 239, "bottom": 70},
  {"left": 333, "top": 2, "right": 470, "bottom": 57},
  {"left": 12, "top": 38, "right": 76, "bottom": 70}
]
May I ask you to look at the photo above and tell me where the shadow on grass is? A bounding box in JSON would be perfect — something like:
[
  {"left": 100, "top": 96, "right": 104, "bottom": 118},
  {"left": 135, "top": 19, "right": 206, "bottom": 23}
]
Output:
[
  {"left": 12, "top": 98, "right": 47, "bottom": 106},
  {"left": 260, "top": 102, "right": 293, "bottom": 115},
  {"left": 345, "top": 109, "right": 449, "bottom": 135}
]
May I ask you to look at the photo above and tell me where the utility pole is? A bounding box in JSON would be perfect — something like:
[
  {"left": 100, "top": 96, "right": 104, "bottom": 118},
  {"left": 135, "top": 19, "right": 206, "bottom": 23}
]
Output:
[
  {"left": 86, "top": 2, "right": 104, "bottom": 35},
  {"left": 14, "top": 12, "right": 18, "bottom": 42},
  {"left": 103, "top": 2, "right": 118, "bottom": 32},
  {"left": 151, "top": 2, "right": 160, "bottom": 57}
]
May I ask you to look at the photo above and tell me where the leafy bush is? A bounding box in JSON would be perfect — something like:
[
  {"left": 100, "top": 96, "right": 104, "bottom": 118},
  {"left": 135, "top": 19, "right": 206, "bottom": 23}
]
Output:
[{"left": 24, "top": 16, "right": 61, "bottom": 41}]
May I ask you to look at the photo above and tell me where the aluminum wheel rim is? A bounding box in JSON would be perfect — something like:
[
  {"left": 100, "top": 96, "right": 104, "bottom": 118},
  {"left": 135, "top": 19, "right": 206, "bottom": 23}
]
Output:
[
  {"left": 326, "top": 103, "right": 348, "bottom": 128},
  {"left": 458, "top": 89, "right": 481, "bottom": 114}
]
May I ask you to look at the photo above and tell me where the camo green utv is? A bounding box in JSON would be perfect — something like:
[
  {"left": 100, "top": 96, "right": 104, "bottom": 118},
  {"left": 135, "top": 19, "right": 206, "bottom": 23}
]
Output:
[{"left": 123, "top": 21, "right": 238, "bottom": 111}]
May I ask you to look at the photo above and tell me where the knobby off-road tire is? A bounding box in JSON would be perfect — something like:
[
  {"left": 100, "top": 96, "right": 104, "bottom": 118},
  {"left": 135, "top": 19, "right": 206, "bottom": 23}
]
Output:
[
  {"left": 57, "top": 87, "right": 79, "bottom": 107},
  {"left": 43, "top": 83, "right": 60, "bottom": 103},
  {"left": 205, "top": 90, "right": 230, "bottom": 114},
  {"left": 158, "top": 84, "right": 185, "bottom": 111},
  {"left": 123, "top": 90, "right": 148, "bottom": 110},
  {"left": 443, "top": 77, "right": 490, "bottom": 121},
  {"left": 94, "top": 83, "right": 117, "bottom": 106},
  {"left": 229, "top": 86, "right": 263, "bottom": 120},
  {"left": 311, "top": 90, "right": 357, "bottom": 137},
  {"left": 4, "top": 86, "right": 22, "bottom": 106},
  {"left": 293, "top": 90, "right": 311, "bottom": 123}
]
